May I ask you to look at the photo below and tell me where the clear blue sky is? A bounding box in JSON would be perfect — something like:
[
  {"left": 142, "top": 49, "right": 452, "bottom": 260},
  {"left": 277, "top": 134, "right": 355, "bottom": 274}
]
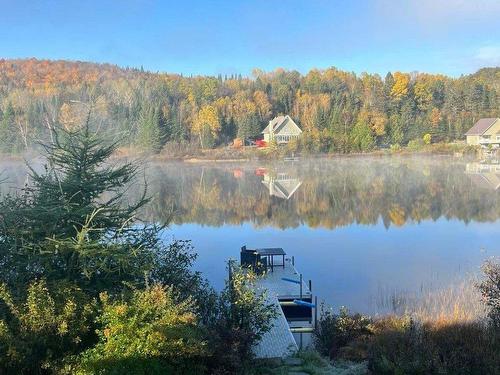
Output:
[{"left": 1, "top": 0, "right": 499, "bottom": 77}]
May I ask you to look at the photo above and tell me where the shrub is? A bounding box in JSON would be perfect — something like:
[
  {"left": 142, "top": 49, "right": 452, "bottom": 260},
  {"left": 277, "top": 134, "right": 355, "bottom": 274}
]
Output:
[
  {"left": 313, "top": 305, "right": 372, "bottom": 359},
  {"left": 72, "top": 285, "right": 207, "bottom": 375},
  {"left": 369, "top": 318, "right": 500, "bottom": 374},
  {"left": 423, "top": 133, "right": 432, "bottom": 145},
  {"left": 478, "top": 259, "right": 500, "bottom": 327},
  {"left": 0, "top": 118, "right": 283, "bottom": 375},
  {"left": 389, "top": 143, "right": 402, "bottom": 152},
  {"left": 406, "top": 138, "right": 424, "bottom": 151},
  {"left": 151, "top": 239, "right": 218, "bottom": 323},
  {"left": 160, "top": 140, "right": 202, "bottom": 159},
  {"left": 208, "top": 265, "right": 278, "bottom": 373},
  {"left": 313, "top": 303, "right": 500, "bottom": 374},
  {"left": 0, "top": 280, "right": 97, "bottom": 374}
]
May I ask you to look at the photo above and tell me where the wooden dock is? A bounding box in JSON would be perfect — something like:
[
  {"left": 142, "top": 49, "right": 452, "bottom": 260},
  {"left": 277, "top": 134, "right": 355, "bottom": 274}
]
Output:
[{"left": 243, "top": 248, "right": 313, "bottom": 359}]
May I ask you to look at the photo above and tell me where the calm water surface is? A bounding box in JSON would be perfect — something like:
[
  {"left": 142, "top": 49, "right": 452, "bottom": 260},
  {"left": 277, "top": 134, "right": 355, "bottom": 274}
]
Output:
[{"left": 2, "top": 156, "right": 499, "bottom": 315}]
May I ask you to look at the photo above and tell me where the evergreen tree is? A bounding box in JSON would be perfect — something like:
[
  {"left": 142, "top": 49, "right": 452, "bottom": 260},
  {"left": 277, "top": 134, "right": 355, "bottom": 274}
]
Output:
[
  {"left": 399, "top": 100, "right": 415, "bottom": 144},
  {"left": 0, "top": 119, "right": 153, "bottom": 290},
  {"left": 236, "top": 113, "right": 259, "bottom": 141},
  {"left": 137, "top": 105, "right": 163, "bottom": 152},
  {"left": 314, "top": 107, "right": 329, "bottom": 131},
  {"left": 0, "top": 103, "right": 17, "bottom": 153},
  {"left": 350, "top": 119, "right": 375, "bottom": 151},
  {"left": 383, "top": 72, "right": 395, "bottom": 113},
  {"left": 389, "top": 113, "right": 404, "bottom": 145}
]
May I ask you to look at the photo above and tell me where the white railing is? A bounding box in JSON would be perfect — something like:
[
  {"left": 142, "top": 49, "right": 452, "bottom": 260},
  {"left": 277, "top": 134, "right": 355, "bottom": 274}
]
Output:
[{"left": 479, "top": 137, "right": 500, "bottom": 144}]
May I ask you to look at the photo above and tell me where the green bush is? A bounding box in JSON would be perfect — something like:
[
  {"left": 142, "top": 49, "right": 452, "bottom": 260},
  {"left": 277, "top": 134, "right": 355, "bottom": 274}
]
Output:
[
  {"left": 313, "top": 305, "right": 372, "bottom": 358},
  {"left": 389, "top": 143, "right": 402, "bottom": 152},
  {"left": 406, "top": 138, "right": 425, "bottom": 151},
  {"left": 0, "top": 280, "right": 97, "bottom": 373},
  {"left": 71, "top": 285, "right": 207, "bottom": 375},
  {"left": 208, "top": 265, "right": 278, "bottom": 373}
]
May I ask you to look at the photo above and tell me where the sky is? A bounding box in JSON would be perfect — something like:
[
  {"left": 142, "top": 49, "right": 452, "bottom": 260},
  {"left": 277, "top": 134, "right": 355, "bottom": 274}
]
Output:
[{"left": 1, "top": 0, "right": 499, "bottom": 77}]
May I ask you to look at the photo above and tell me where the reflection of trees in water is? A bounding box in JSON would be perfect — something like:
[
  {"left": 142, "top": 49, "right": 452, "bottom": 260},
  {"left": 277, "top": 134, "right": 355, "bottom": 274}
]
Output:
[
  {"left": 129, "top": 158, "right": 500, "bottom": 229},
  {"left": 2, "top": 158, "right": 499, "bottom": 229}
]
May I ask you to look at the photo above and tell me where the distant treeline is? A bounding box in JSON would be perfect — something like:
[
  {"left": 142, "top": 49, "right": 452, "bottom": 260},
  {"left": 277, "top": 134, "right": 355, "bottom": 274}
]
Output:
[{"left": 0, "top": 58, "right": 498, "bottom": 153}]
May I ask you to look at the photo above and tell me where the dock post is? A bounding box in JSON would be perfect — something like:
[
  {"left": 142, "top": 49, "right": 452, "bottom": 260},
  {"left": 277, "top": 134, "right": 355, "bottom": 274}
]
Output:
[
  {"left": 300, "top": 274, "right": 303, "bottom": 299},
  {"left": 314, "top": 296, "right": 318, "bottom": 330}
]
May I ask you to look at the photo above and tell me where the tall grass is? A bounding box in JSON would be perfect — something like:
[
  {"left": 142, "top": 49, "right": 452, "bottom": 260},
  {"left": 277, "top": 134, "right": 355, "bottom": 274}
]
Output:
[
  {"left": 375, "top": 276, "right": 486, "bottom": 323},
  {"left": 315, "top": 274, "right": 500, "bottom": 374}
]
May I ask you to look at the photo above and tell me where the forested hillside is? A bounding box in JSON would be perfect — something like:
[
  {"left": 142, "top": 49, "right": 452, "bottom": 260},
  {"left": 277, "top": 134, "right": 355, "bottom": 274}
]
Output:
[{"left": 0, "top": 58, "right": 498, "bottom": 154}]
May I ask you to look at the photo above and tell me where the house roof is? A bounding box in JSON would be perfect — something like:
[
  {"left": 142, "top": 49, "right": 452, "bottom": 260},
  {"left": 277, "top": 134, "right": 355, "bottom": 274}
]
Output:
[
  {"left": 465, "top": 118, "right": 499, "bottom": 135},
  {"left": 262, "top": 115, "right": 302, "bottom": 135}
]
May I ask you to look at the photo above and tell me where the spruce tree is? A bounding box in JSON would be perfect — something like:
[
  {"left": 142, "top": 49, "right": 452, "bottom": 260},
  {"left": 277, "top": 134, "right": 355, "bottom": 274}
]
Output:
[
  {"left": 0, "top": 117, "right": 152, "bottom": 291},
  {"left": 0, "top": 103, "right": 17, "bottom": 153},
  {"left": 137, "top": 105, "right": 163, "bottom": 152}
]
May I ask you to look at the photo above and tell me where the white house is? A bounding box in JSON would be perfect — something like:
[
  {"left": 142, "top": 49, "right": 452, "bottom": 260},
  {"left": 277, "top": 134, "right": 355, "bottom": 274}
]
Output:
[
  {"left": 262, "top": 115, "right": 302, "bottom": 144},
  {"left": 465, "top": 118, "right": 500, "bottom": 147}
]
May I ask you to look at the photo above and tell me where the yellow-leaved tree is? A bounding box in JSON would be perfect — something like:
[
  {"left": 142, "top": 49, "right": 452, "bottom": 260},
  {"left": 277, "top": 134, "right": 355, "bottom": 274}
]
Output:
[
  {"left": 390, "top": 72, "right": 410, "bottom": 101},
  {"left": 358, "top": 109, "right": 387, "bottom": 137},
  {"left": 253, "top": 90, "right": 271, "bottom": 122},
  {"left": 192, "top": 105, "right": 220, "bottom": 148}
]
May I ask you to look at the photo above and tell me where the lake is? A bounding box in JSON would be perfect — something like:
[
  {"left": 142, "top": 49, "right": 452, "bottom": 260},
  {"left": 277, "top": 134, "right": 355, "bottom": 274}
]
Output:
[{"left": 1, "top": 156, "right": 499, "bottom": 316}]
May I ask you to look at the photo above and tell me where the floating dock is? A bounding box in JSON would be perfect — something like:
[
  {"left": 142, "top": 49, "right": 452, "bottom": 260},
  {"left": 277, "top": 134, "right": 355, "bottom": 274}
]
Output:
[{"left": 239, "top": 247, "right": 315, "bottom": 359}]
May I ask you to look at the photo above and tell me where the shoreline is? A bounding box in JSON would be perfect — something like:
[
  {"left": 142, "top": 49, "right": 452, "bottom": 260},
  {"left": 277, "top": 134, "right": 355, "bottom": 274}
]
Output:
[{"left": 0, "top": 142, "right": 488, "bottom": 164}]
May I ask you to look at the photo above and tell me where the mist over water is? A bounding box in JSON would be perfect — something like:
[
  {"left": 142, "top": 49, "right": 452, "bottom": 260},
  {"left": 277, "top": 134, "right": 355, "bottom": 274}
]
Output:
[{"left": 2, "top": 155, "right": 499, "bottom": 314}]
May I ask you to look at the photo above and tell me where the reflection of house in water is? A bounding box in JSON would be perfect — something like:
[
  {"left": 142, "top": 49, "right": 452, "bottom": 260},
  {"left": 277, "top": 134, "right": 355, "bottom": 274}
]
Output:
[
  {"left": 261, "top": 171, "right": 302, "bottom": 199},
  {"left": 466, "top": 162, "right": 500, "bottom": 190}
]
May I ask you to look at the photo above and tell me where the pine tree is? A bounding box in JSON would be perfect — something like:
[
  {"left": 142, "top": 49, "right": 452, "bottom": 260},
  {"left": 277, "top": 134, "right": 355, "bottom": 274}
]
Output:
[
  {"left": 236, "top": 113, "right": 259, "bottom": 141},
  {"left": 0, "top": 103, "right": 17, "bottom": 153},
  {"left": 314, "top": 107, "right": 328, "bottom": 131},
  {"left": 0, "top": 117, "right": 152, "bottom": 290},
  {"left": 137, "top": 105, "right": 163, "bottom": 152},
  {"left": 389, "top": 113, "right": 404, "bottom": 145}
]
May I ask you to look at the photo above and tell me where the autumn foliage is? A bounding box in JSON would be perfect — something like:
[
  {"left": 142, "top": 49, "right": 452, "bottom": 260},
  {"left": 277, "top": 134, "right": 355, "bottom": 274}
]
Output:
[{"left": 0, "top": 58, "right": 499, "bottom": 154}]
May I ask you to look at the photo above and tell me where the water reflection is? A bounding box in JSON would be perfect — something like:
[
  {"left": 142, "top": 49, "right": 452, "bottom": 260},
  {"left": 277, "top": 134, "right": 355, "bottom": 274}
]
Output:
[
  {"left": 2, "top": 157, "right": 500, "bottom": 228},
  {"left": 259, "top": 169, "right": 302, "bottom": 200},
  {"left": 1, "top": 157, "right": 499, "bottom": 314},
  {"left": 466, "top": 161, "right": 500, "bottom": 190},
  {"left": 132, "top": 157, "right": 500, "bottom": 229}
]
